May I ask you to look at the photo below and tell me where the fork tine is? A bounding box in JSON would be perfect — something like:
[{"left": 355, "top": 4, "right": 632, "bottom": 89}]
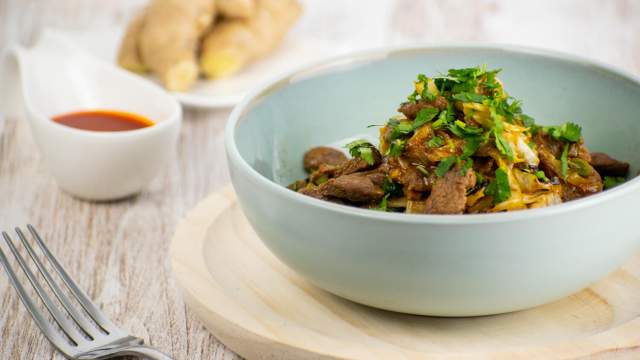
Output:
[
  {"left": 27, "top": 225, "right": 120, "bottom": 333},
  {"left": 16, "top": 227, "right": 101, "bottom": 339},
  {"left": 0, "top": 236, "right": 75, "bottom": 355}
]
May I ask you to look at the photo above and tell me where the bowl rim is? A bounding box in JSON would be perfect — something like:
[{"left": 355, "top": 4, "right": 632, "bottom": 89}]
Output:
[{"left": 225, "top": 43, "right": 640, "bottom": 224}]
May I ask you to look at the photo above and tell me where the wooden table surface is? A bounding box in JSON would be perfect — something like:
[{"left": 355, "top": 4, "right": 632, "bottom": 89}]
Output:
[{"left": 1, "top": 1, "right": 639, "bottom": 359}]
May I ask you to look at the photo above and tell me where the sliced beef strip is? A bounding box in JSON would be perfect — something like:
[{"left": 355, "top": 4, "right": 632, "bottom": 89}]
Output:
[
  {"left": 307, "top": 147, "right": 383, "bottom": 185},
  {"left": 399, "top": 165, "right": 431, "bottom": 195},
  {"left": 571, "top": 138, "right": 591, "bottom": 162},
  {"left": 561, "top": 167, "right": 603, "bottom": 201},
  {"left": 534, "top": 134, "right": 603, "bottom": 200},
  {"left": 309, "top": 163, "right": 337, "bottom": 184},
  {"left": 298, "top": 186, "right": 348, "bottom": 205},
  {"left": 303, "top": 146, "right": 348, "bottom": 172},
  {"left": 472, "top": 157, "right": 496, "bottom": 178},
  {"left": 298, "top": 186, "right": 325, "bottom": 199},
  {"left": 397, "top": 96, "right": 448, "bottom": 120},
  {"left": 386, "top": 156, "right": 433, "bottom": 198},
  {"left": 533, "top": 133, "right": 591, "bottom": 162},
  {"left": 319, "top": 173, "right": 385, "bottom": 203},
  {"left": 421, "top": 167, "right": 476, "bottom": 214},
  {"left": 334, "top": 146, "right": 383, "bottom": 177},
  {"left": 590, "top": 152, "right": 630, "bottom": 177}
]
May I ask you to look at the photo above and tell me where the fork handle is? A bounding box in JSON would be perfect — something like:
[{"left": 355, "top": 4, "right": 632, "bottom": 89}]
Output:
[{"left": 99, "top": 344, "right": 174, "bottom": 360}]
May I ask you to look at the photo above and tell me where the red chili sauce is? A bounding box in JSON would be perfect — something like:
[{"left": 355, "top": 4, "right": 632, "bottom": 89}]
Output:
[{"left": 52, "top": 110, "right": 154, "bottom": 132}]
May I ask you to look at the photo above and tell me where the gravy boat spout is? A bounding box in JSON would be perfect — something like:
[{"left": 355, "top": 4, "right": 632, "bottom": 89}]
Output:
[{"left": 7, "top": 30, "right": 182, "bottom": 200}]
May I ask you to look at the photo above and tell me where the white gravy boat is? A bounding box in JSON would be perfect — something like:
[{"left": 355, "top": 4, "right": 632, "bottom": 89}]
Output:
[{"left": 1, "top": 30, "right": 181, "bottom": 201}]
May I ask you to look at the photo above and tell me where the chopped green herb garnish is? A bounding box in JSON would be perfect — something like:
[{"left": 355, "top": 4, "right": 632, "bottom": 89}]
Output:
[
  {"left": 435, "top": 156, "right": 457, "bottom": 177},
  {"left": 485, "top": 167, "right": 511, "bottom": 204},
  {"left": 377, "top": 194, "right": 390, "bottom": 211},
  {"left": 345, "top": 139, "right": 376, "bottom": 165},
  {"left": 434, "top": 66, "right": 489, "bottom": 94},
  {"left": 388, "top": 139, "right": 406, "bottom": 157},
  {"left": 460, "top": 158, "right": 474, "bottom": 175},
  {"left": 386, "top": 119, "right": 413, "bottom": 141},
  {"left": 449, "top": 120, "right": 483, "bottom": 138},
  {"left": 603, "top": 176, "right": 626, "bottom": 190},
  {"left": 462, "top": 136, "right": 481, "bottom": 159},
  {"left": 382, "top": 176, "right": 403, "bottom": 196},
  {"left": 495, "top": 97, "right": 523, "bottom": 122},
  {"left": 359, "top": 147, "right": 374, "bottom": 165},
  {"left": 545, "top": 122, "right": 582, "bottom": 143},
  {"left": 494, "top": 129, "right": 513, "bottom": 160},
  {"left": 426, "top": 135, "right": 444, "bottom": 148},
  {"left": 483, "top": 68, "right": 502, "bottom": 91},
  {"left": 535, "top": 170, "right": 549, "bottom": 182},
  {"left": 520, "top": 114, "right": 536, "bottom": 128},
  {"left": 560, "top": 143, "right": 569, "bottom": 179},
  {"left": 392, "top": 122, "right": 413, "bottom": 138},
  {"left": 452, "top": 92, "right": 485, "bottom": 103},
  {"left": 413, "top": 107, "right": 439, "bottom": 129},
  {"left": 431, "top": 103, "right": 455, "bottom": 130},
  {"left": 489, "top": 104, "right": 514, "bottom": 160}
]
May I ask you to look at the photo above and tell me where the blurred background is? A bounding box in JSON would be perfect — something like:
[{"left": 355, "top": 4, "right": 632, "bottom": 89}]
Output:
[{"left": 2, "top": 0, "right": 639, "bottom": 72}]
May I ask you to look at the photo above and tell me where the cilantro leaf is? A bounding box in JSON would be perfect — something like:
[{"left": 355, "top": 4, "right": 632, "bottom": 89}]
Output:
[
  {"left": 387, "top": 139, "right": 406, "bottom": 157},
  {"left": 560, "top": 143, "right": 569, "bottom": 179},
  {"left": 452, "top": 92, "right": 485, "bottom": 103},
  {"left": 495, "top": 97, "right": 523, "bottom": 122},
  {"left": 520, "top": 114, "right": 536, "bottom": 128},
  {"left": 535, "top": 170, "right": 549, "bottom": 182},
  {"left": 382, "top": 176, "right": 404, "bottom": 196},
  {"left": 449, "top": 120, "right": 483, "bottom": 138},
  {"left": 360, "top": 147, "right": 374, "bottom": 165},
  {"left": 432, "top": 103, "right": 455, "bottom": 130},
  {"left": 490, "top": 102, "right": 514, "bottom": 160},
  {"left": 460, "top": 158, "right": 474, "bottom": 175},
  {"left": 434, "top": 66, "right": 486, "bottom": 93},
  {"left": 413, "top": 107, "right": 439, "bottom": 129},
  {"left": 561, "top": 122, "right": 582, "bottom": 142},
  {"left": 345, "top": 139, "right": 376, "bottom": 165},
  {"left": 435, "top": 156, "right": 456, "bottom": 177},
  {"left": 483, "top": 68, "right": 502, "bottom": 90},
  {"left": 494, "top": 129, "right": 514, "bottom": 161},
  {"left": 377, "top": 194, "right": 390, "bottom": 211},
  {"left": 426, "top": 135, "right": 444, "bottom": 148},
  {"left": 386, "top": 119, "right": 413, "bottom": 141},
  {"left": 485, "top": 168, "right": 511, "bottom": 205},
  {"left": 462, "top": 136, "right": 481, "bottom": 159},
  {"left": 545, "top": 122, "right": 582, "bottom": 143}
]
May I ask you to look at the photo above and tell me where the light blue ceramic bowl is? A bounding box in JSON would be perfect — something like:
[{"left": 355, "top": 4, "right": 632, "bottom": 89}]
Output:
[{"left": 225, "top": 45, "right": 640, "bottom": 316}]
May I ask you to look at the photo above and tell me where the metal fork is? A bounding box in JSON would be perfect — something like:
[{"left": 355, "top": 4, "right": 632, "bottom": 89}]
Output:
[{"left": 0, "top": 225, "right": 173, "bottom": 359}]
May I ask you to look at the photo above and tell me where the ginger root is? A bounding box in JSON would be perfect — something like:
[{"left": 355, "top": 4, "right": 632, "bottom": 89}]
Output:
[
  {"left": 217, "top": 0, "right": 256, "bottom": 19},
  {"left": 139, "top": 0, "right": 215, "bottom": 91},
  {"left": 117, "top": 10, "right": 148, "bottom": 74},
  {"left": 200, "top": 0, "right": 302, "bottom": 79},
  {"left": 117, "top": 0, "right": 301, "bottom": 91}
]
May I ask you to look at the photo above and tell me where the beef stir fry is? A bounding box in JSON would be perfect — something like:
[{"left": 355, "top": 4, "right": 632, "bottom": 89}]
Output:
[{"left": 289, "top": 66, "right": 631, "bottom": 214}]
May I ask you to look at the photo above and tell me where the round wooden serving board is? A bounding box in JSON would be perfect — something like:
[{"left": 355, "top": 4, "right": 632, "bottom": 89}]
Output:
[{"left": 170, "top": 186, "right": 640, "bottom": 359}]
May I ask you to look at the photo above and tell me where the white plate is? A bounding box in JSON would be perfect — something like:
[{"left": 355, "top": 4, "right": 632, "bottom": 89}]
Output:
[{"left": 52, "top": 27, "right": 334, "bottom": 109}]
